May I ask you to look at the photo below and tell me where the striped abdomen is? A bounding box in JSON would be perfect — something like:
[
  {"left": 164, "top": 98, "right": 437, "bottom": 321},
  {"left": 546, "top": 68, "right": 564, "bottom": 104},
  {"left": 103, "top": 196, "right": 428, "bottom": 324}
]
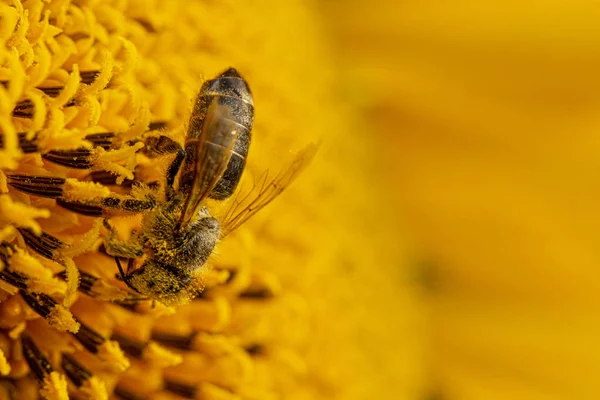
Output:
[{"left": 182, "top": 68, "right": 254, "bottom": 200}]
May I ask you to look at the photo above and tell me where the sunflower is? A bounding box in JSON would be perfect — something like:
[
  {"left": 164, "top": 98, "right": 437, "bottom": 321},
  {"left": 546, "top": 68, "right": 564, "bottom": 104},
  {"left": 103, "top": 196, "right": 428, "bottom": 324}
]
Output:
[{"left": 0, "top": 0, "right": 411, "bottom": 399}]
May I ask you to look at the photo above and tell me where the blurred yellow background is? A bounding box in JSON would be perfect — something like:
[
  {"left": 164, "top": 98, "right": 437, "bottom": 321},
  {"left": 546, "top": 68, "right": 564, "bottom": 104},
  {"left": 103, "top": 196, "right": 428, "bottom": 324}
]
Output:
[{"left": 320, "top": 1, "right": 600, "bottom": 399}]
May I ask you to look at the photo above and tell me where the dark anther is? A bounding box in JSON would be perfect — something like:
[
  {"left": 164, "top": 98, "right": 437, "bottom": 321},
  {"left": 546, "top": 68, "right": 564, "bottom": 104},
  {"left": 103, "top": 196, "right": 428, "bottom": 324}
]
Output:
[
  {"left": 37, "top": 87, "right": 63, "bottom": 98},
  {"left": 18, "top": 228, "right": 65, "bottom": 260},
  {"left": 113, "top": 385, "right": 149, "bottom": 400},
  {"left": 88, "top": 170, "right": 136, "bottom": 186},
  {"left": 150, "top": 331, "right": 194, "bottom": 350},
  {"left": 61, "top": 353, "right": 92, "bottom": 387},
  {"left": 80, "top": 71, "right": 101, "bottom": 85},
  {"left": 72, "top": 270, "right": 97, "bottom": 295},
  {"left": 239, "top": 287, "right": 274, "bottom": 300},
  {"left": 244, "top": 343, "right": 265, "bottom": 356},
  {"left": 72, "top": 322, "right": 105, "bottom": 354},
  {"left": 164, "top": 379, "right": 196, "bottom": 399},
  {"left": 42, "top": 149, "right": 94, "bottom": 169},
  {"left": 20, "top": 290, "right": 58, "bottom": 318},
  {"left": 0, "top": 270, "right": 28, "bottom": 290},
  {"left": 84, "top": 132, "right": 116, "bottom": 149},
  {"left": 0, "top": 132, "right": 39, "bottom": 153},
  {"left": 6, "top": 174, "right": 66, "bottom": 199},
  {"left": 21, "top": 333, "right": 54, "bottom": 382},
  {"left": 148, "top": 121, "right": 168, "bottom": 131},
  {"left": 110, "top": 333, "right": 144, "bottom": 359},
  {"left": 56, "top": 200, "right": 104, "bottom": 217}
]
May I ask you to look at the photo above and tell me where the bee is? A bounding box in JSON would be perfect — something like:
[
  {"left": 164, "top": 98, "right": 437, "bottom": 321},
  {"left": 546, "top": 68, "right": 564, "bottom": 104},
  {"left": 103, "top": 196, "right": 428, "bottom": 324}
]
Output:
[
  {"left": 99, "top": 67, "right": 316, "bottom": 305},
  {"left": 5, "top": 67, "right": 316, "bottom": 306}
]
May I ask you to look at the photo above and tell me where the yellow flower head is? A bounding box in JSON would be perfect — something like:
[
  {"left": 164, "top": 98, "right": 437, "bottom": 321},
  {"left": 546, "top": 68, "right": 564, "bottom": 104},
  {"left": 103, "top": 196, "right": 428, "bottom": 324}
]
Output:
[{"left": 0, "top": 0, "right": 359, "bottom": 399}]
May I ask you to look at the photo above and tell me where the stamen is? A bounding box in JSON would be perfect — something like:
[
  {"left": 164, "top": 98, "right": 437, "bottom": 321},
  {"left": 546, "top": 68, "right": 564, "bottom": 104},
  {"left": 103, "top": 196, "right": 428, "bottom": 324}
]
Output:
[
  {"left": 0, "top": 270, "right": 28, "bottom": 290},
  {"left": 110, "top": 333, "right": 144, "bottom": 358},
  {"left": 21, "top": 333, "right": 53, "bottom": 381},
  {"left": 61, "top": 353, "right": 109, "bottom": 400},
  {"left": 238, "top": 287, "right": 274, "bottom": 299},
  {"left": 55, "top": 200, "right": 103, "bottom": 217},
  {"left": 113, "top": 385, "right": 148, "bottom": 400},
  {"left": 244, "top": 343, "right": 265, "bottom": 356},
  {"left": 17, "top": 228, "right": 66, "bottom": 260},
  {"left": 60, "top": 353, "right": 91, "bottom": 387},
  {"left": 164, "top": 379, "right": 196, "bottom": 399},
  {"left": 19, "top": 290, "right": 80, "bottom": 333},
  {"left": 80, "top": 70, "right": 101, "bottom": 85},
  {"left": 57, "top": 270, "right": 148, "bottom": 305},
  {"left": 71, "top": 322, "right": 104, "bottom": 354},
  {"left": 150, "top": 331, "right": 194, "bottom": 351},
  {"left": 0, "top": 132, "right": 39, "bottom": 153},
  {"left": 0, "top": 380, "right": 17, "bottom": 400},
  {"left": 5, "top": 70, "right": 102, "bottom": 118},
  {"left": 0, "top": 348, "right": 9, "bottom": 376},
  {"left": 87, "top": 170, "right": 137, "bottom": 187},
  {"left": 71, "top": 322, "right": 130, "bottom": 371},
  {"left": 110, "top": 333, "right": 182, "bottom": 367},
  {"left": 7, "top": 175, "right": 66, "bottom": 199}
]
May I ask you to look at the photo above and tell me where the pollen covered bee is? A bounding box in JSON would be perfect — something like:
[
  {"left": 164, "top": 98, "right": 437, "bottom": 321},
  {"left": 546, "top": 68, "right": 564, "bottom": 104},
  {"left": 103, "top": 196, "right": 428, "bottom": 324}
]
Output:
[
  {"left": 6, "top": 67, "right": 316, "bottom": 306},
  {"left": 101, "top": 67, "right": 317, "bottom": 305}
]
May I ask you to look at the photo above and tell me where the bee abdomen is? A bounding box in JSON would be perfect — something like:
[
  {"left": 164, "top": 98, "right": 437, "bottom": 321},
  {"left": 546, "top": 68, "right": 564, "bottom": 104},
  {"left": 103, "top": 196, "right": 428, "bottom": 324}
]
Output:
[
  {"left": 187, "top": 68, "right": 254, "bottom": 200},
  {"left": 188, "top": 68, "right": 254, "bottom": 138}
]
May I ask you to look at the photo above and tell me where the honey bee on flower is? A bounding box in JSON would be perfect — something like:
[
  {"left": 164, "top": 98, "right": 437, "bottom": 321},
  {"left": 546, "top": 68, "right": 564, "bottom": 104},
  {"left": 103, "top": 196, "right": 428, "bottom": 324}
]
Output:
[{"left": 6, "top": 68, "right": 317, "bottom": 306}]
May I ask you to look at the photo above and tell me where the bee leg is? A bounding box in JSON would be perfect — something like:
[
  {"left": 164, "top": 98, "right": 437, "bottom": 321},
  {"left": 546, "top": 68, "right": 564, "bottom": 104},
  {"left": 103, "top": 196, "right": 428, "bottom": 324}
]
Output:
[
  {"left": 115, "top": 257, "right": 133, "bottom": 290},
  {"left": 58, "top": 194, "right": 157, "bottom": 217},
  {"left": 102, "top": 219, "right": 144, "bottom": 259},
  {"left": 6, "top": 173, "right": 156, "bottom": 216},
  {"left": 141, "top": 135, "right": 184, "bottom": 199}
]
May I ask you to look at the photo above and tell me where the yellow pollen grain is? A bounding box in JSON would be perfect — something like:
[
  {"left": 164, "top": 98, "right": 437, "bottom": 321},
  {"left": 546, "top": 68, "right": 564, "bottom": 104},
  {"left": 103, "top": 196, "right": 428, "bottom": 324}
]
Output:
[
  {"left": 69, "top": 94, "right": 102, "bottom": 127},
  {"left": 39, "top": 371, "right": 69, "bottom": 400},
  {"left": 47, "top": 305, "right": 80, "bottom": 333},
  {"left": 9, "top": 250, "right": 53, "bottom": 281},
  {"left": 191, "top": 333, "right": 236, "bottom": 356},
  {"left": 0, "top": 195, "right": 49, "bottom": 235},
  {"left": 51, "top": 66, "right": 81, "bottom": 108},
  {"left": 0, "top": 279, "right": 17, "bottom": 295},
  {"left": 142, "top": 342, "right": 183, "bottom": 368},
  {"left": 0, "top": 226, "right": 16, "bottom": 244},
  {"left": 61, "top": 219, "right": 102, "bottom": 258},
  {"left": 0, "top": 348, "right": 10, "bottom": 375},
  {"left": 62, "top": 179, "right": 111, "bottom": 202},
  {"left": 43, "top": 128, "right": 89, "bottom": 152},
  {"left": 27, "top": 278, "right": 67, "bottom": 295},
  {"left": 120, "top": 102, "right": 150, "bottom": 142},
  {"left": 8, "top": 323, "right": 25, "bottom": 340},
  {"left": 81, "top": 49, "right": 114, "bottom": 97},
  {"left": 80, "top": 376, "right": 109, "bottom": 400},
  {"left": 89, "top": 141, "right": 145, "bottom": 183},
  {"left": 59, "top": 257, "right": 79, "bottom": 307},
  {"left": 97, "top": 340, "right": 130, "bottom": 372},
  {"left": 0, "top": 171, "right": 8, "bottom": 193},
  {"left": 114, "top": 37, "right": 138, "bottom": 80},
  {"left": 25, "top": 89, "right": 48, "bottom": 131}
]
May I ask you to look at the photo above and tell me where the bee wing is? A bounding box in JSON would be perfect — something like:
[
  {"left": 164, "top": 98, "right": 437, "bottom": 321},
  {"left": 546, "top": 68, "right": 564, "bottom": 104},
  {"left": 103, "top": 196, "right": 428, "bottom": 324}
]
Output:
[
  {"left": 179, "top": 101, "right": 240, "bottom": 228},
  {"left": 220, "top": 143, "right": 319, "bottom": 236}
]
